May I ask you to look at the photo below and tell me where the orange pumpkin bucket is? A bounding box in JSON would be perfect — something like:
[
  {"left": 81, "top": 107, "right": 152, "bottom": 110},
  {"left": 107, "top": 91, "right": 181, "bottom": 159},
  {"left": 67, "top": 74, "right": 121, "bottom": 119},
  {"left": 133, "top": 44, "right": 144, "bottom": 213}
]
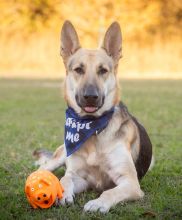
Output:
[{"left": 25, "top": 170, "right": 64, "bottom": 209}]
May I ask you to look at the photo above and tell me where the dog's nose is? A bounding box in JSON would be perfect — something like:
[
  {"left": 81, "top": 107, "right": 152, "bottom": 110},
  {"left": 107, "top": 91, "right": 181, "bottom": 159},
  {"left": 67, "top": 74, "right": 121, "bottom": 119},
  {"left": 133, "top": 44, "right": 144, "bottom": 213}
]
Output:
[
  {"left": 83, "top": 85, "right": 99, "bottom": 101},
  {"left": 84, "top": 94, "right": 98, "bottom": 100}
]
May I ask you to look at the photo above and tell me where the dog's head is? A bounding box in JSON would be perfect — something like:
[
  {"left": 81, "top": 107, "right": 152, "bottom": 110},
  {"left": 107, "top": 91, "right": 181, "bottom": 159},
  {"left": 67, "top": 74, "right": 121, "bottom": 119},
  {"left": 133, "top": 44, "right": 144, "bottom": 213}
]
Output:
[{"left": 60, "top": 21, "right": 122, "bottom": 117}]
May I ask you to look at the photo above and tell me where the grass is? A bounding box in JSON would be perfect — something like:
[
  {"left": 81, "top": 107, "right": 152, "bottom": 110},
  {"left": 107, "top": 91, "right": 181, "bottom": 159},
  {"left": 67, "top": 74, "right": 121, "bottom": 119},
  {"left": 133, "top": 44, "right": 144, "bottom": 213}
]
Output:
[{"left": 0, "top": 79, "right": 181, "bottom": 220}]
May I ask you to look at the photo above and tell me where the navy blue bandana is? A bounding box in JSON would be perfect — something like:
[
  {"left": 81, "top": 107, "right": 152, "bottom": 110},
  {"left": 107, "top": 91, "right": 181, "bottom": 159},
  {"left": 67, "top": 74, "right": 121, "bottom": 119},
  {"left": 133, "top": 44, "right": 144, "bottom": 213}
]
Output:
[{"left": 64, "top": 107, "right": 115, "bottom": 156}]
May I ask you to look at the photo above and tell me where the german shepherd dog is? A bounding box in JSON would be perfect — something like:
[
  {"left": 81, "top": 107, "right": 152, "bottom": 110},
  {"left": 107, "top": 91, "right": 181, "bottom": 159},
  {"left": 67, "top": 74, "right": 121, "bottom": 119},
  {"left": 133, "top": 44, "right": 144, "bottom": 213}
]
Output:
[{"left": 34, "top": 21, "right": 152, "bottom": 213}]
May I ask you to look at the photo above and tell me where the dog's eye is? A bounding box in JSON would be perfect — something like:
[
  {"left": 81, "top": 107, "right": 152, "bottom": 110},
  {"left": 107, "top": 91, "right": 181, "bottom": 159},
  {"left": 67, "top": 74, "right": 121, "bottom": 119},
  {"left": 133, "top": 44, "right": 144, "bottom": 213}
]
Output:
[
  {"left": 74, "top": 67, "right": 84, "bottom": 75},
  {"left": 98, "top": 68, "right": 108, "bottom": 75}
]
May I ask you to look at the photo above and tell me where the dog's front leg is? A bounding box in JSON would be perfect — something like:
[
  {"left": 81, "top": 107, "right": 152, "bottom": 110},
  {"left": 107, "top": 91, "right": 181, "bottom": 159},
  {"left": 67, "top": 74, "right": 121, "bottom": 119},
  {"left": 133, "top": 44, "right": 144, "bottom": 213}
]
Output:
[
  {"left": 59, "top": 172, "right": 74, "bottom": 205},
  {"left": 84, "top": 176, "right": 143, "bottom": 213},
  {"left": 84, "top": 146, "right": 144, "bottom": 213},
  {"left": 59, "top": 171, "right": 89, "bottom": 205}
]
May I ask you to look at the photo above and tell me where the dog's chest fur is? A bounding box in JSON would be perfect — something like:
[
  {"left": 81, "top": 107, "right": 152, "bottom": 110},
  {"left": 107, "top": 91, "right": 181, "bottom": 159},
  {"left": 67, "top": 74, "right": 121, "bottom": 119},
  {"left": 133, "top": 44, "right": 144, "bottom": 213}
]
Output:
[{"left": 66, "top": 106, "right": 140, "bottom": 191}]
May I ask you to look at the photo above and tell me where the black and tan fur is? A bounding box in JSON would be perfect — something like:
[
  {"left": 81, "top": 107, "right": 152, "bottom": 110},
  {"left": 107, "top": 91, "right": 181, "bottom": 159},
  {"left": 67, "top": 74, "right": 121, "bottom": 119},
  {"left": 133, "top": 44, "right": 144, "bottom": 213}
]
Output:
[{"left": 34, "top": 21, "right": 152, "bottom": 213}]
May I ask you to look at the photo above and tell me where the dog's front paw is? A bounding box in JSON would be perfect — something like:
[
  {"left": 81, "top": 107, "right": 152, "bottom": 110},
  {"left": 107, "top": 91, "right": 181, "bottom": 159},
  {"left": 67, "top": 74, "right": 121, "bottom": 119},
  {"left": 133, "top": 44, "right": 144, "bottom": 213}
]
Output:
[
  {"left": 84, "top": 198, "right": 110, "bottom": 213},
  {"left": 58, "top": 191, "right": 74, "bottom": 206}
]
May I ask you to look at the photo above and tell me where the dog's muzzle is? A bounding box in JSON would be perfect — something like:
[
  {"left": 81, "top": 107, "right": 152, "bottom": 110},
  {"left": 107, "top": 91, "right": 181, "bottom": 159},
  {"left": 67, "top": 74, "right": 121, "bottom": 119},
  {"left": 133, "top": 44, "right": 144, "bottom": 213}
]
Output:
[{"left": 76, "top": 84, "right": 104, "bottom": 113}]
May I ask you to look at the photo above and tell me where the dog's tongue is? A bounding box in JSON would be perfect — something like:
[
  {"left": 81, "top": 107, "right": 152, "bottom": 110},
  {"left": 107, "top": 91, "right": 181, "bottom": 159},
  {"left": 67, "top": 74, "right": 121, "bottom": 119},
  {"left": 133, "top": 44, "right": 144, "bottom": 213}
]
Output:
[{"left": 84, "top": 106, "right": 97, "bottom": 113}]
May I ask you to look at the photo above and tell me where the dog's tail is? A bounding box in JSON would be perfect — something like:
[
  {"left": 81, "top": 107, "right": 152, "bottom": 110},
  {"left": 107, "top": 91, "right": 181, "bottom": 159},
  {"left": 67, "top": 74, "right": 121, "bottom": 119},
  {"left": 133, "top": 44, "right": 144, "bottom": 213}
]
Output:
[{"left": 33, "top": 145, "right": 66, "bottom": 171}]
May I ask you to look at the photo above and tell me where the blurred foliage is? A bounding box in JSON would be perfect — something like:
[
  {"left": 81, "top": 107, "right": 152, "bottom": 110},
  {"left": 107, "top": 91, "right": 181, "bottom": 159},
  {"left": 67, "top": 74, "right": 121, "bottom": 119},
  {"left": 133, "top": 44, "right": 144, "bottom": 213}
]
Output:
[
  {"left": 0, "top": 0, "right": 182, "bottom": 43},
  {"left": 0, "top": 0, "right": 182, "bottom": 78}
]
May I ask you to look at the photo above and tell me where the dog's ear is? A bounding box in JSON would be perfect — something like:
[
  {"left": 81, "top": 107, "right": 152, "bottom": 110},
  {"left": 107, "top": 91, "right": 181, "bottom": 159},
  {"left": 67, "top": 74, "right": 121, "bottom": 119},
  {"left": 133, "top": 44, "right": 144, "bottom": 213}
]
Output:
[
  {"left": 60, "top": 20, "right": 81, "bottom": 63},
  {"left": 102, "top": 22, "right": 122, "bottom": 63}
]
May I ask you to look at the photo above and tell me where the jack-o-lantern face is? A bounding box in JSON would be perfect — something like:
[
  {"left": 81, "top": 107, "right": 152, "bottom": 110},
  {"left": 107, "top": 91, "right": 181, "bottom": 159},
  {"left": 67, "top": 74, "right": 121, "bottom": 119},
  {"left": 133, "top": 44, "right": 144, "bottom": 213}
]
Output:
[{"left": 25, "top": 172, "right": 55, "bottom": 208}]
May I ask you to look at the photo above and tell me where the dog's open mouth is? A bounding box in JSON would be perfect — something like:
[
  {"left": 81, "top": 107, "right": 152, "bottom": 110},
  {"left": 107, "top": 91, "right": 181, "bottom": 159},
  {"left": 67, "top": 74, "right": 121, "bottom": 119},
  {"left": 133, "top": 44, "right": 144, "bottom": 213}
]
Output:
[
  {"left": 83, "top": 106, "right": 98, "bottom": 113},
  {"left": 76, "top": 94, "right": 105, "bottom": 114}
]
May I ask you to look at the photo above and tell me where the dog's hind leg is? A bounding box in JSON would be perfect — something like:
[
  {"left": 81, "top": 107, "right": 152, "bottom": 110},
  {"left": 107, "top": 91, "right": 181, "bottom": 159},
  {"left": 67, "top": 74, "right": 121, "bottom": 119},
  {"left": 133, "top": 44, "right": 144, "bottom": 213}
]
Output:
[{"left": 33, "top": 145, "right": 66, "bottom": 171}]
